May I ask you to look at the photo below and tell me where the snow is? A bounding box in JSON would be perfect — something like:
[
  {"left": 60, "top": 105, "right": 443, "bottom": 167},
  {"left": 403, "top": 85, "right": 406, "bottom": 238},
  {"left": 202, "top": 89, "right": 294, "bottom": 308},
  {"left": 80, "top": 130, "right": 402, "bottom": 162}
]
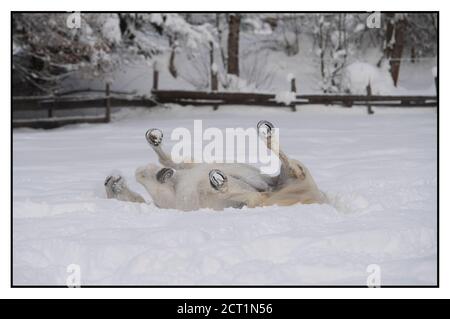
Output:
[
  {"left": 59, "top": 30, "right": 436, "bottom": 96},
  {"left": 275, "top": 91, "right": 296, "bottom": 105},
  {"left": 354, "top": 23, "right": 365, "bottom": 33},
  {"left": 243, "top": 17, "right": 273, "bottom": 35},
  {"left": 211, "top": 63, "right": 218, "bottom": 74},
  {"left": 101, "top": 14, "right": 122, "bottom": 44},
  {"left": 13, "top": 105, "right": 437, "bottom": 286},
  {"left": 223, "top": 75, "right": 258, "bottom": 92},
  {"left": 286, "top": 73, "right": 294, "bottom": 82},
  {"left": 148, "top": 13, "right": 164, "bottom": 26},
  {"left": 432, "top": 66, "right": 437, "bottom": 78},
  {"left": 342, "top": 62, "right": 396, "bottom": 94},
  {"left": 151, "top": 13, "right": 215, "bottom": 50}
]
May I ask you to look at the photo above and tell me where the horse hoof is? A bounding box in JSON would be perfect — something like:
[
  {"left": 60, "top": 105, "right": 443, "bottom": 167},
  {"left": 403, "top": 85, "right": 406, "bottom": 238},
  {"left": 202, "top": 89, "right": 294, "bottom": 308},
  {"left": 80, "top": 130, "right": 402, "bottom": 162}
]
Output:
[
  {"left": 145, "top": 128, "right": 163, "bottom": 147},
  {"left": 105, "top": 175, "right": 125, "bottom": 194},
  {"left": 209, "top": 169, "right": 227, "bottom": 190},
  {"left": 156, "top": 167, "right": 175, "bottom": 183},
  {"left": 257, "top": 120, "right": 274, "bottom": 137}
]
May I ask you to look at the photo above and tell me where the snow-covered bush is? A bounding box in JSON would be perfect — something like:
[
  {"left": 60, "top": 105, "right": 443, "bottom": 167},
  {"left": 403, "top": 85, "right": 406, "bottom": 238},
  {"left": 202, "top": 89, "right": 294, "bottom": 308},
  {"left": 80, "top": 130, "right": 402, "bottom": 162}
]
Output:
[
  {"left": 342, "top": 61, "right": 396, "bottom": 94},
  {"left": 312, "top": 13, "right": 369, "bottom": 93}
]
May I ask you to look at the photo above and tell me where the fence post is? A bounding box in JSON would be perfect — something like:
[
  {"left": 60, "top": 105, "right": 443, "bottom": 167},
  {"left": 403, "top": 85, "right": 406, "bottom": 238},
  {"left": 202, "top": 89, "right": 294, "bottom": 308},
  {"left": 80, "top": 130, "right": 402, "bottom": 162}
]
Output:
[
  {"left": 105, "top": 82, "right": 111, "bottom": 123},
  {"left": 290, "top": 77, "right": 297, "bottom": 93},
  {"left": 153, "top": 61, "right": 159, "bottom": 91},
  {"left": 366, "top": 82, "right": 374, "bottom": 115},
  {"left": 211, "top": 67, "right": 218, "bottom": 92},
  {"left": 49, "top": 91, "right": 55, "bottom": 118},
  {"left": 288, "top": 74, "right": 297, "bottom": 111},
  {"left": 432, "top": 66, "right": 438, "bottom": 96},
  {"left": 435, "top": 76, "right": 438, "bottom": 96}
]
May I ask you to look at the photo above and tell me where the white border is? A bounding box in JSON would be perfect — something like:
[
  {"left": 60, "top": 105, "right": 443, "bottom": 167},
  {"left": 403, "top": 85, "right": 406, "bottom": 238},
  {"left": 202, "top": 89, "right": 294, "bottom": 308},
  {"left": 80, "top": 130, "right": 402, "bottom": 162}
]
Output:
[{"left": 2, "top": 0, "right": 447, "bottom": 299}]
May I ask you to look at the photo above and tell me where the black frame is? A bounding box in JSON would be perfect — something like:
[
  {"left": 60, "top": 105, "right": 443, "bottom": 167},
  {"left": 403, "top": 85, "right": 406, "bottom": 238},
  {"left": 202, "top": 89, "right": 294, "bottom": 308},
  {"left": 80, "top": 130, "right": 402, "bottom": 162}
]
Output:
[{"left": 10, "top": 10, "right": 440, "bottom": 288}]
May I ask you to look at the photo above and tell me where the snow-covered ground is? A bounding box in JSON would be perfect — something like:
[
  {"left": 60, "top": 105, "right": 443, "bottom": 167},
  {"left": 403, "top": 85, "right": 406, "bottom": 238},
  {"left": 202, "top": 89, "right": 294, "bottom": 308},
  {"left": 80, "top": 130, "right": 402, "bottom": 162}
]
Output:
[{"left": 12, "top": 105, "right": 437, "bottom": 286}]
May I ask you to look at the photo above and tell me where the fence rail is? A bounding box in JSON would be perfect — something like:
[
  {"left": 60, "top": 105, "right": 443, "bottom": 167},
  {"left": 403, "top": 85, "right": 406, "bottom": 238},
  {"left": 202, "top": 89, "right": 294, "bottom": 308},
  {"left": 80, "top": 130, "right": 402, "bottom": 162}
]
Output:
[
  {"left": 12, "top": 84, "right": 158, "bottom": 129},
  {"left": 13, "top": 96, "right": 156, "bottom": 111},
  {"left": 151, "top": 89, "right": 438, "bottom": 111},
  {"left": 12, "top": 86, "right": 438, "bottom": 129}
]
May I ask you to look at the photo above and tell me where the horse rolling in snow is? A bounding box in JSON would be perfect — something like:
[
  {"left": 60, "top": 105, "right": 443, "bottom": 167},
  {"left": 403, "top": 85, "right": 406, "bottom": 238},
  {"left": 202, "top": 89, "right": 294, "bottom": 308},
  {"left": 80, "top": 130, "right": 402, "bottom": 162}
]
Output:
[{"left": 104, "top": 120, "right": 326, "bottom": 211}]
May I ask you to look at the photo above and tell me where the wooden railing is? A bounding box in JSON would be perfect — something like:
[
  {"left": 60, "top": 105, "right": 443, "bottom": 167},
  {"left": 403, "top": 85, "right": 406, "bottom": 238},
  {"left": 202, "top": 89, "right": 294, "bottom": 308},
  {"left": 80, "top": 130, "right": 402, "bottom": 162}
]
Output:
[
  {"left": 12, "top": 84, "right": 437, "bottom": 129},
  {"left": 151, "top": 89, "right": 438, "bottom": 112},
  {"left": 12, "top": 85, "right": 157, "bottom": 129}
]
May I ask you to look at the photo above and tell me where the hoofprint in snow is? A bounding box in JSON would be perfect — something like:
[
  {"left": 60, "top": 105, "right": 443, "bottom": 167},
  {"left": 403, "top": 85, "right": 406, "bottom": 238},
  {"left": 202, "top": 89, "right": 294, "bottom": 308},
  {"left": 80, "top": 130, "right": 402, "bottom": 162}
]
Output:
[{"left": 12, "top": 105, "right": 437, "bottom": 285}]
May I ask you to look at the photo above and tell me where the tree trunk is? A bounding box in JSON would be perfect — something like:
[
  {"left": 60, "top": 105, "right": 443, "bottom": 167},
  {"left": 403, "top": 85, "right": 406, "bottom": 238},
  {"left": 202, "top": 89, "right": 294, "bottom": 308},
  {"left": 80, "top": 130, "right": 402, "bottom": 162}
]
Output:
[
  {"left": 318, "top": 20, "right": 326, "bottom": 87},
  {"left": 227, "top": 14, "right": 240, "bottom": 76},
  {"left": 411, "top": 46, "right": 416, "bottom": 63},
  {"left": 390, "top": 16, "right": 407, "bottom": 86},
  {"left": 216, "top": 13, "right": 227, "bottom": 71},
  {"left": 384, "top": 13, "right": 395, "bottom": 56},
  {"left": 384, "top": 13, "right": 407, "bottom": 87},
  {"left": 168, "top": 35, "right": 178, "bottom": 78},
  {"left": 169, "top": 48, "right": 177, "bottom": 78}
]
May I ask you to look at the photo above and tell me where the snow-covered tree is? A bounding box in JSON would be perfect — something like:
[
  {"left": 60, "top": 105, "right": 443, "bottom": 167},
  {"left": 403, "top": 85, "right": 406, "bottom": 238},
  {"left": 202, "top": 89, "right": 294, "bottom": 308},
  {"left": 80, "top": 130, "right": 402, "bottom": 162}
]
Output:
[
  {"left": 406, "top": 13, "right": 437, "bottom": 63},
  {"left": 311, "top": 13, "right": 367, "bottom": 93},
  {"left": 142, "top": 13, "right": 217, "bottom": 88},
  {"left": 13, "top": 12, "right": 437, "bottom": 95},
  {"left": 12, "top": 13, "right": 162, "bottom": 95}
]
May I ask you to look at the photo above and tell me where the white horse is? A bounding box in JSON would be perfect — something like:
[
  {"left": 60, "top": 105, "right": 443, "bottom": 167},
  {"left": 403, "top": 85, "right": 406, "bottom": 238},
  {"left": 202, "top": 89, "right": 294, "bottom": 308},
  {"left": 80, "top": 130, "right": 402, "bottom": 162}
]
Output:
[{"left": 104, "top": 120, "right": 326, "bottom": 211}]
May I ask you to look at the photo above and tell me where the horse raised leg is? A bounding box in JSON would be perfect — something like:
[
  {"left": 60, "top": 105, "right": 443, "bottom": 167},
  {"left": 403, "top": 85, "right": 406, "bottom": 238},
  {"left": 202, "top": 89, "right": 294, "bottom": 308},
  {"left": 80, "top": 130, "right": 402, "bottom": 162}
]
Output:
[
  {"left": 145, "top": 128, "right": 194, "bottom": 170},
  {"left": 257, "top": 120, "right": 307, "bottom": 184},
  {"left": 104, "top": 175, "right": 146, "bottom": 203}
]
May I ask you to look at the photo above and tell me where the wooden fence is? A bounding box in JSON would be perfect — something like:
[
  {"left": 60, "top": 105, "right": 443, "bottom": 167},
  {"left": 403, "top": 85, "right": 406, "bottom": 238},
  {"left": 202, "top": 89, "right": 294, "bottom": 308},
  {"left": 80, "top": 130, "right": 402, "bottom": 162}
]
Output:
[
  {"left": 13, "top": 79, "right": 438, "bottom": 129},
  {"left": 12, "top": 84, "right": 156, "bottom": 129},
  {"left": 151, "top": 89, "right": 437, "bottom": 111}
]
